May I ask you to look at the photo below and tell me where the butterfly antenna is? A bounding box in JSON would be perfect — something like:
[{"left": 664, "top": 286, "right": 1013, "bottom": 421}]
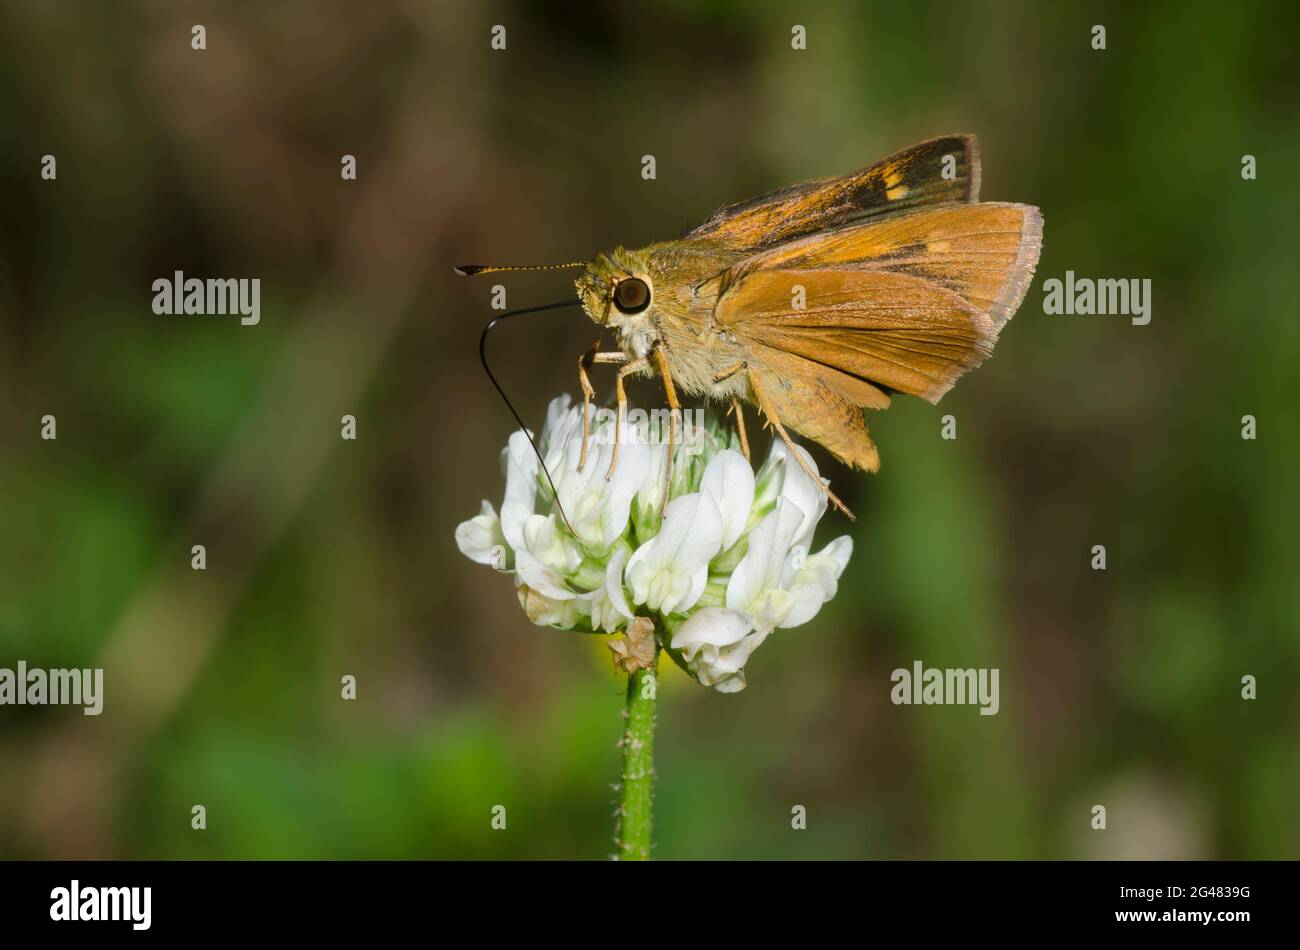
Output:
[
  {"left": 478, "top": 299, "right": 585, "bottom": 536},
  {"left": 455, "top": 262, "right": 586, "bottom": 276}
]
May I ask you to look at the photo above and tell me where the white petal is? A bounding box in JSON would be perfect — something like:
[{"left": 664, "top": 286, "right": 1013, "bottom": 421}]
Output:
[
  {"left": 605, "top": 547, "right": 633, "bottom": 620},
  {"left": 649, "top": 490, "right": 699, "bottom": 558},
  {"left": 671, "top": 609, "right": 769, "bottom": 688},
  {"left": 701, "top": 449, "right": 756, "bottom": 550},
  {"left": 623, "top": 543, "right": 654, "bottom": 606},
  {"left": 517, "top": 584, "right": 583, "bottom": 628},
  {"left": 779, "top": 581, "right": 829, "bottom": 628},
  {"left": 748, "top": 587, "right": 795, "bottom": 630},
  {"left": 522, "top": 513, "right": 581, "bottom": 573},
  {"left": 712, "top": 672, "right": 748, "bottom": 693},
  {"left": 817, "top": 535, "right": 854, "bottom": 573},
  {"left": 725, "top": 498, "right": 805, "bottom": 625},
  {"left": 596, "top": 441, "right": 650, "bottom": 550},
  {"left": 540, "top": 401, "right": 596, "bottom": 505},
  {"left": 454, "top": 500, "right": 508, "bottom": 569},
  {"left": 725, "top": 516, "right": 775, "bottom": 616},
  {"left": 671, "top": 606, "right": 752, "bottom": 658},
  {"left": 778, "top": 534, "right": 853, "bottom": 628},
  {"left": 667, "top": 493, "right": 725, "bottom": 577},
  {"left": 545, "top": 415, "right": 647, "bottom": 554},
  {"left": 514, "top": 549, "right": 575, "bottom": 601},
  {"left": 581, "top": 561, "right": 626, "bottom": 633},
  {"left": 541, "top": 394, "right": 575, "bottom": 449},
  {"left": 658, "top": 494, "right": 723, "bottom": 614},
  {"left": 632, "top": 442, "right": 669, "bottom": 538},
  {"left": 714, "top": 627, "right": 769, "bottom": 675},
  {"left": 751, "top": 442, "right": 786, "bottom": 513},
  {"left": 623, "top": 493, "right": 722, "bottom": 615},
  {"left": 500, "top": 430, "right": 539, "bottom": 550},
  {"left": 775, "top": 441, "right": 828, "bottom": 550},
  {"left": 803, "top": 535, "right": 854, "bottom": 598},
  {"left": 552, "top": 429, "right": 596, "bottom": 513}
]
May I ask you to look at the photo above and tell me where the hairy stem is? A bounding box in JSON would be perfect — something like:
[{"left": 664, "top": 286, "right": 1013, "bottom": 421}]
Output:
[{"left": 616, "top": 654, "right": 658, "bottom": 860}]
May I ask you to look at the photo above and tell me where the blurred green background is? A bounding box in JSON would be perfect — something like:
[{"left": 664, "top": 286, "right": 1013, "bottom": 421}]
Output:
[{"left": 1, "top": 0, "right": 1297, "bottom": 859}]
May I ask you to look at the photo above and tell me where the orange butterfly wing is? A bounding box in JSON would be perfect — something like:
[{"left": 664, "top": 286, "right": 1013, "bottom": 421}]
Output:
[
  {"left": 709, "top": 202, "right": 1043, "bottom": 471},
  {"left": 688, "top": 134, "right": 981, "bottom": 251}
]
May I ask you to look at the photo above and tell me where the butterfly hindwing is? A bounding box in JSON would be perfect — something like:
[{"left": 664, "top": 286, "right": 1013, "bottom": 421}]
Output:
[
  {"left": 706, "top": 202, "right": 1042, "bottom": 469},
  {"left": 746, "top": 344, "right": 886, "bottom": 473}
]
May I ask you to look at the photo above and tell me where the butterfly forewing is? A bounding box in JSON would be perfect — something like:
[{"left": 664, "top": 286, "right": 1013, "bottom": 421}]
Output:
[{"left": 687, "top": 134, "right": 981, "bottom": 251}]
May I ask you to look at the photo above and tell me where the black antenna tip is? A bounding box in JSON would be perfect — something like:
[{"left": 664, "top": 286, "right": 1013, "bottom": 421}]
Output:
[{"left": 453, "top": 264, "right": 486, "bottom": 276}]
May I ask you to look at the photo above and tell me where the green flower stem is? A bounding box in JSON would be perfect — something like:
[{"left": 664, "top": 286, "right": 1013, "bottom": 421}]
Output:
[{"left": 616, "top": 654, "right": 658, "bottom": 860}]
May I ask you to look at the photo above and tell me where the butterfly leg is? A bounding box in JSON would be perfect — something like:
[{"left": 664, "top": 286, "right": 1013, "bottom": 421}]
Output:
[
  {"left": 653, "top": 347, "right": 681, "bottom": 514},
  {"left": 712, "top": 361, "right": 752, "bottom": 462},
  {"left": 578, "top": 349, "right": 628, "bottom": 469},
  {"left": 713, "top": 362, "right": 746, "bottom": 383},
  {"left": 746, "top": 369, "right": 855, "bottom": 520},
  {"left": 605, "top": 355, "right": 651, "bottom": 480},
  {"left": 730, "top": 400, "right": 750, "bottom": 462}
]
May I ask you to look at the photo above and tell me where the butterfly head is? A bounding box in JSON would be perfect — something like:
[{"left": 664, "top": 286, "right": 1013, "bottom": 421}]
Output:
[{"left": 575, "top": 248, "right": 657, "bottom": 347}]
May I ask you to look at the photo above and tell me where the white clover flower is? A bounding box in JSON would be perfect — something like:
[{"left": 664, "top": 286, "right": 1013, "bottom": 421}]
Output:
[{"left": 455, "top": 394, "right": 853, "bottom": 692}]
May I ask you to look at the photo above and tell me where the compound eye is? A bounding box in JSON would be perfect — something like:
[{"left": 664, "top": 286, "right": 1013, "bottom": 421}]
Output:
[{"left": 613, "top": 277, "right": 651, "bottom": 314}]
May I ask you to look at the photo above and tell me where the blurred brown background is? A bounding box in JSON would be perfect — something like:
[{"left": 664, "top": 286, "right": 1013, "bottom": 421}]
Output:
[{"left": 0, "top": 0, "right": 1297, "bottom": 858}]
